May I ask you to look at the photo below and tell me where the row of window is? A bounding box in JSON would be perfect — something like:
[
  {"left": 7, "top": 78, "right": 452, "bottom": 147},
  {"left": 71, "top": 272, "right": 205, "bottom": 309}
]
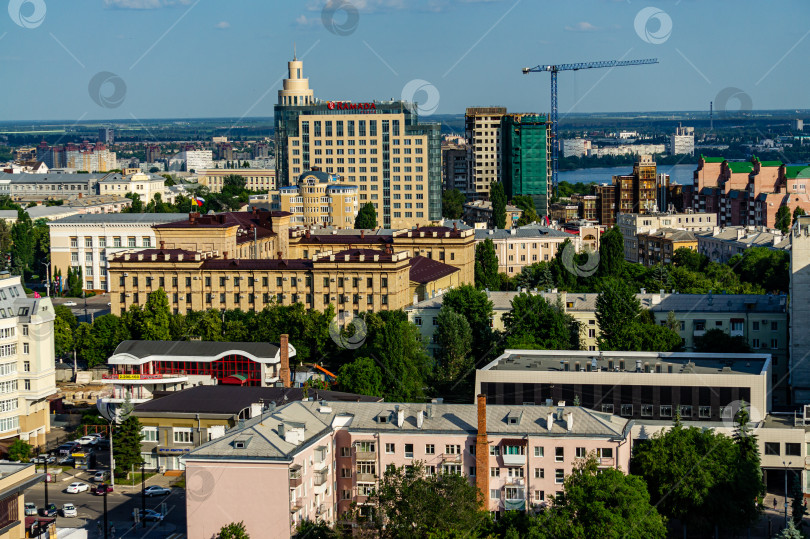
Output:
[
  {"left": 0, "top": 345, "right": 16, "bottom": 359},
  {"left": 764, "top": 442, "right": 801, "bottom": 456},
  {"left": 0, "top": 398, "right": 18, "bottom": 413},
  {"left": 71, "top": 236, "right": 152, "bottom": 249},
  {"left": 123, "top": 275, "right": 391, "bottom": 290},
  {"left": 0, "top": 362, "right": 16, "bottom": 377},
  {"left": 0, "top": 416, "right": 18, "bottom": 433}
]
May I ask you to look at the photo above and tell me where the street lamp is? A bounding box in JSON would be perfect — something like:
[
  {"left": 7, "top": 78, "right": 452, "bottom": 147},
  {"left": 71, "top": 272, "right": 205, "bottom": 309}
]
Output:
[
  {"left": 41, "top": 261, "right": 50, "bottom": 297},
  {"left": 783, "top": 460, "right": 792, "bottom": 528}
]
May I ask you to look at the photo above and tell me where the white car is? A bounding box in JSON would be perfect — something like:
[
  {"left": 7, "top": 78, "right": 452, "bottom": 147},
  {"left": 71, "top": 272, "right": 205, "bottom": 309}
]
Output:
[
  {"left": 78, "top": 436, "right": 97, "bottom": 446},
  {"left": 65, "top": 482, "right": 89, "bottom": 494},
  {"left": 63, "top": 301, "right": 77, "bottom": 307},
  {"left": 62, "top": 503, "right": 77, "bottom": 518}
]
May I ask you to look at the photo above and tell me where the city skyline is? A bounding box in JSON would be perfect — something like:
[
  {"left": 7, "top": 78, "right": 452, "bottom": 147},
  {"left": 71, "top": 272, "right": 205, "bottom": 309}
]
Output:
[{"left": 0, "top": 0, "right": 808, "bottom": 122}]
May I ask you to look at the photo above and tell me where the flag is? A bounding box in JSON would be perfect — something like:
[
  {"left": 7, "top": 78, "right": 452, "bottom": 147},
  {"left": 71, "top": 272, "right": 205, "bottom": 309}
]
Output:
[
  {"left": 33, "top": 292, "right": 40, "bottom": 298},
  {"left": 545, "top": 215, "right": 550, "bottom": 226},
  {"left": 191, "top": 195, "right": 205, "bottom": 207}
]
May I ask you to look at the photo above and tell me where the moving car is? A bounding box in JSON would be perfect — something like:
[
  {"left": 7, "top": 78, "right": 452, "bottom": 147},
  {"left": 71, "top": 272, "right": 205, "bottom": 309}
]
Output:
[
  {"left": 142, "top": 509, "right": 164, "bottom": 522},
  {"left": 62, "top": 503, "right": 77, "bottom": 518},
  {"left": 93, "top": 483, "right": 113, "bottom": 496},
  {"left": 91, "top": 471, "right": 108, "bottom": 482},
  {"left": 63, "top": 301, "right": 77, "bottom": 307},
  {"left": 24, "top": 503, "right": 36, "bottom": 516},
  {"left": 66, "top": 482, "right": 89, "bottom": 494},
  {"left": 144, "top": 485, "right": 171, "bottom": 497},
  {"left": 38, "top": 503, "right": 57, "bottom": 517},
  {"left": 78, "top": 436, "right": 98, "bottom": 446},
  {"left": 57, "top": 442, "right": 80, "bottom": 456}
]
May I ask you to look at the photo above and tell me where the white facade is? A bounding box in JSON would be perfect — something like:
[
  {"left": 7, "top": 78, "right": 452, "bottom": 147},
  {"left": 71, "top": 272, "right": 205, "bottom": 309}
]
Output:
[
  {"left": 617, "top": 211, "right": 718, "bottom": 263},
  {"left": 670, "top": 126, "right": 695, "bottom": 156},
  {"left": 99, "top": 172, "right": 166, "bottom": 203},
  {"left": 179, "top": 150, "right": 213, "bottom": 172}
]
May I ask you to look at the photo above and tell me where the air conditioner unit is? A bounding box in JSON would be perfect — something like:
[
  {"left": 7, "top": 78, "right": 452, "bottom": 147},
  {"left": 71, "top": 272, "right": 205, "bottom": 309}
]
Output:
[
  {"left": 283, "top": 277, "right": 288, "bottom": 281},
  {"left": 330, "top": 278, "right": 336, "bottom": 282},
  {"left": 123, "top": 273, "right": 129, "bottom": 276}
]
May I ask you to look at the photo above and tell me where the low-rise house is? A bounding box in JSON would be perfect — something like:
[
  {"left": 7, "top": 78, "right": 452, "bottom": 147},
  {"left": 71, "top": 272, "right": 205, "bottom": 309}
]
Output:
[{"left": 696, "top": 226, "right": 789, "bottom": 263}]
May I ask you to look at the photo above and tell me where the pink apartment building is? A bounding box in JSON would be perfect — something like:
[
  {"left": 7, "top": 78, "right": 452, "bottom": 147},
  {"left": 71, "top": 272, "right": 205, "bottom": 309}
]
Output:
[{"left": 183, "top": 397, "right": 632, "bottom": 538}]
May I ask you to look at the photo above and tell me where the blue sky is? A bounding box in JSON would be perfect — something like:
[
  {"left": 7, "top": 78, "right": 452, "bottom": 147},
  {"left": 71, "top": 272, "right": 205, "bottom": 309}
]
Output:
[{"left": 1, "top": 0, "right": 808, "bottom": 121}]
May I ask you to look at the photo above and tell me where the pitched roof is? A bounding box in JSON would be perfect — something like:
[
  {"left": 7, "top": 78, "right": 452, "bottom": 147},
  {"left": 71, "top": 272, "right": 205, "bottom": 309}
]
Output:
[
  {"left": 727, "top": 162, "right": 754, "bottom": 174},
  {"left": 785, "top": 165, "right": 810, "bottom": 179},
  {"left": 111, "top": 340, "right": 282, "bottom": 361},
  {"left": 408, "top": 256, "right": 459, "bottom": 283}
]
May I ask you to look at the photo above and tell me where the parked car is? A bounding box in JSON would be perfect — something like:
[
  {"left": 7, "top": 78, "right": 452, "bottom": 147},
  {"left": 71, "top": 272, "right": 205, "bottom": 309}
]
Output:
[
  {"left": 24, "top": 503, "right": 36, "bottom": 516},
  {"left": 38, "top": 503, "right": 57, "bottom": 517},
  {"left": 57, "top": 456, "right": 75, "bottom": 466},
  {"left": 93, "top": 483, "right": 113, "bottom": 496},
  {"left": 143, "top": 485, "right": 171, "bottom": 497},
  {"left": 61, "top": 503, "right": 77, "bottom": 518},
  {"left": 31, "top": 454, "right": 54, "bottom": 465},
  {"left": 142, "top": 509, "right": 164, "bottom": 522},
  {"left": 63, "top": 301, "right": 77, "bottom": 307},
  {"left": 91, "top": 471, "right": 108, "bottom": 483},
  {"left": 65, "top": 482, "right": 89, "bottom": 494},
  {"left": 78, "top": 436, "right": 97, "bottom": 446},
  {"left": 57, "top": 442, "right": 80, "bottom": 456},
  {"left": 95, "top": 438, "right": 110, "bottom": 450}
]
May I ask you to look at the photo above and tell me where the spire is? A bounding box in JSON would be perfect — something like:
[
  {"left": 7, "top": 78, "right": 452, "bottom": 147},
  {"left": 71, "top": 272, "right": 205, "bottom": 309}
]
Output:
[{"left": 293, "top": 42, "right": 297, "bottom": 61}]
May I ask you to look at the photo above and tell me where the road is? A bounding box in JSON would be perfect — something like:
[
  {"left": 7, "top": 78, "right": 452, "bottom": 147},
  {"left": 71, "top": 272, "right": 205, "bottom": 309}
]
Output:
[
  {"left": 51, "top": 294, "right": 112, "bottom": 324},
  {"left": 26, "top": 467, "right": 185, "bottom": 539}
]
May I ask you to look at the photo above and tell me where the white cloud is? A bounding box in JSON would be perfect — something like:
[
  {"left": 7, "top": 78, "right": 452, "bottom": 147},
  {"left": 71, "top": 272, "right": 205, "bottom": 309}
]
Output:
[
  {"left": 564, "top": 21, "right": 599, "bottom": 32},
  {"left": 103, "top": 0, "right": 192, "bottom": 9},
  {"left": 215, "top": 21, "right": 230, "bottom": 29}
]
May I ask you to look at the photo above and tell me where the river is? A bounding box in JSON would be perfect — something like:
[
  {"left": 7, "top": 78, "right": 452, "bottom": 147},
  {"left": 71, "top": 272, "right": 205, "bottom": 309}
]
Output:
[{"left": 558, "top": 164, "right": 696, "bottom": 186}]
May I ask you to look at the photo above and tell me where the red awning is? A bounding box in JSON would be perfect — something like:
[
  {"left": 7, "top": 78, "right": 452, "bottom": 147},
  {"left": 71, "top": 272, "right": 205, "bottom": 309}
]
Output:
[{"left": 221, "top": 373, "right": 248, "bottom": 385}]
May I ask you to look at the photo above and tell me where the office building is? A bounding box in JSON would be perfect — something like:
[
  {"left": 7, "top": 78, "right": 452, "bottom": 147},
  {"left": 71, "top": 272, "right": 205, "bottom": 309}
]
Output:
[
  {"left": 500, "top": 114, "right": 551, "bottom": 218},
  {"left": 274, "top": 55, "right": 441, "bottom": 229},
  {"left": 196, "top": 169, "right": 277, "bottom": 193},
  {"left": 48, "top": 213, "right": 187, "bottom": 292},
  {"left": 271, "top": 169, "right": 358, "bottom": 227},
  {"left": 476, "top": 350, "right": 771, "bottom": 422},
  {"left": 183, "top": 397, "right": 632, "bottom": 537},
  {"left": 616, "top": 211, "right": 717, "bottom": 263},
  {"left": 98, "top": 127, "right": 114, "bottom": 146},
  {"left": 132, "top": 385, "right": 381, "bottom": 471},
  {"left": 98, "top": 172, "right": 166, "bottom": 203},
  {"left": 465, "top": 107, "right": 507, "bottom": 200},
  {"left": 669, "top": 125, "right": 694, "bottom": 156},
  {"left": 178, "top": 149, "right": 213, "bottom": 172},
  {"left": 0, "top": 275, "right": 56, "bottom": 449}
]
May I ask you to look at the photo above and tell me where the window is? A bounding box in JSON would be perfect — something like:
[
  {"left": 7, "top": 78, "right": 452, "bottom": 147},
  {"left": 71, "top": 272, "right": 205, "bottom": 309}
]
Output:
[
  {"left": 534, "top": 446, "right": 544, "bottom": 457},
  {"left": 24, "top": 380, "right": 30, "bottom": 391},
  {"left": 534, "top": 468, "right": 544, "bottom": 479},
  {"left": 414, "top": 317, "right": 422, "bottom": 326},
  {"left": 772, "top": 321, "right": 779, "bottom": 331},
  {"left": 602, "top": 404, "right": 614, "bottom": 414},
  {"left": 786, "top": 443, "right": 801, "bottom": 456},
  {"left": 340, "top": 468, "right": 352, "bottom": 478},
  {"left": 404, "top": 443, "right": 413, "bottom": 458},
  {"left": 128, "top": 237, "right": 136, "bottom": 248},
  {"left": 489, "top": 446, "right": 500, "bottom": 456},
  {"left": 753, "top": 321, "right": 760, "bottom": 331},
  {"left": 575, "top": 447, "right": 586, "bottom": 458},
  {"left": 174, "top": 428, "right": 193, "bottom": 443},
  {"left": 764, "top": 442, "right": 780, "bottom": 455},
  {"left": 699, "top": 406, "right": 711, "bottom": 419},
  {"left": 425, "top": 444, "right": 435, "bottom": 454},
  {"left": 381, "top": 277, "right": 388, "bottom": 288},
  {"left": 385, "top": 443, "right": 395, "bottom": 454},
  {"left": 660, "top": 405, "right": 673, "bottom": 418},
  {"left": 597, "top": 447, "right": 613, "bottom": 459},
  {"left": 142, "top": 428, "right": 158, "bottom": 442},
  {"left": 752, "top": 338, "right": 760, "bottom": 349},
  {"left": 490, "top": 489, "right": 500, "bottom": 500},
  {"left": 507, "top": 467, "right": 524, "bottom": 478},
  {"left": 555, "top": 469, "right": 564, "bottom": 484},
  {"left": 23, "top": 361, "right": 29, "bottom": 372},
  {"left": 445, "top": 444, "right": 460, "bottom": 454},
  {"left": 555, "top": 447, "right": 564, "bottom": 462},
  {"left": 621, "top": 404, "right": 633, "bottom": 416},
  {"left": 22, "top": 343, "right": 28, "bottom": 354},
  {"left": 490, "top": 467, "right": 500, "bottom": 477}
]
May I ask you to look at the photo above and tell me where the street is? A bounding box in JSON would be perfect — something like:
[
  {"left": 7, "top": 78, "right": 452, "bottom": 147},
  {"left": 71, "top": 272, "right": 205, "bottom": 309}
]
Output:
[
  {"left": 26, "top": 466, "right": 185, "bottom": 539},
  {"left": 51, "top": 294, "right": 113, "bottom": 324}
]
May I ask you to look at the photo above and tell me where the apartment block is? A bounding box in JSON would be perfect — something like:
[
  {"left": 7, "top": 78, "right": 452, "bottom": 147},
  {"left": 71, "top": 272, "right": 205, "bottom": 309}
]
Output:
[
  {"left": 98, "top": 172, "right": 166, "bottom": 203},
  {"left": 274, "top": 56, "right": 441, "bottom": 229},
  {"left": 500, "top": 114, "right": 551, "bottom": 218},
  {"left": 791, "top": 216, "right": 810, "bottom": 403},
  {"left": 594, "top": 184, "right": 616, "bottom": 226},
  {"left": 696, "top": 226, "right": 789, "bottom": 263},
  {"left": 197, "top": 169, "right": 277, "bottom": 193},
  {"left": 669, "top": 125, "right": 694, "bottom": 155},
  {"left": 617, "top": 211, "right": 717, "bottom": 262},
  {"left": 442, "top": 140, "right": 468, "bottom": 193},
  {"left": 474, "top": 225, "right": 590, "bottom": 275},
  {"left": 613, "top": 154, "right": 657, "bottom": 215},
  {"left": 465, "top": 107, "right": 507, "bottom": 200},
  {"left": 462, "top": 200, "right": 522, "bottom": 229},
  {"left": 183, "top": 398, "right": 632, "bottom": 538},
  {"left": 636, "top": 228, "right": 698, "bottom": 266}
]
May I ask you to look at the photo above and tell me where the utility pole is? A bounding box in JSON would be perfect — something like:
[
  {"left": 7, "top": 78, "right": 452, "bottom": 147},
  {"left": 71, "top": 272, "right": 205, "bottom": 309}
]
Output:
[
  {"left": 103, "top": 487, "right": 108, "bottom": 539},
  {"left": 784, "top": 460, "right": 792, "bottom": 529},
  {"left": 141, "top": 462, "right": 146, "bottom": 528},
  {"left": 108, "top": 420, "right": 115, "bottom": 488},
  {"left": 42, "top": 261, "right": 50, "bottom": 297},
  {"left": 43, "top": 458, "right": 48, "bottom": 508}
]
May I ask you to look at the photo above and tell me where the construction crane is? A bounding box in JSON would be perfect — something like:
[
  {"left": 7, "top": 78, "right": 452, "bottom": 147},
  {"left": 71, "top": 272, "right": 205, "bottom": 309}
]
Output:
[{"left": 522, "top": 58, "right": 659, "bottom": 193}]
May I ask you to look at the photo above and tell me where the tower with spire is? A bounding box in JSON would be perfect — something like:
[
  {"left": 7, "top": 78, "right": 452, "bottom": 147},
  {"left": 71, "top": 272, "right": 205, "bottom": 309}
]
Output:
[{"left": 278, "top": 47, "right": 314, "bottom": 106}]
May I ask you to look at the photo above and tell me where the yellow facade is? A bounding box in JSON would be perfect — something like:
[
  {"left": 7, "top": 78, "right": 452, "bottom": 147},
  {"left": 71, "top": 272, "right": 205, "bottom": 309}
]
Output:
[
  {"left": 197, "top": 169, "right": 276, "bottom": 193},
  {"left": 0, "top": 464, "right": 43, "bottom": 539},
  {"left": 274, "top": 170, "right": 358, "bottom": 227}
]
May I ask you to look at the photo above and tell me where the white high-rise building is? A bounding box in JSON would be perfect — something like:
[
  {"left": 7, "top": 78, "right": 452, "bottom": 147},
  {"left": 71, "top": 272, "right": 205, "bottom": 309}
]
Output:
[
  {"left": 670, "top": 125, "right": 695, "bottom": 156},
  {"left": 178, "top": 150, "right": 213, "bottom": 172}
]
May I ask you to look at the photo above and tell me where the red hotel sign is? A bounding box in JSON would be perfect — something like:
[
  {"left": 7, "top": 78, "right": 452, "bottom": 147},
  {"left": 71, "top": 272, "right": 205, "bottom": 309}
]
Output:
[
  {"left": 102, "top": 374, "right": 164, "bottom": 380},
  {"left": 327, "top": 101, "right": 376, "bottom": 110}
]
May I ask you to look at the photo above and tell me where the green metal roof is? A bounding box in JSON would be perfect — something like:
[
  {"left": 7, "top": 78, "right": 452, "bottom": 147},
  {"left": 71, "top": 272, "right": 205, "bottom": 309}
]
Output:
[
  {"left": 785, "top": 165, "right": 810, "bottom": 179},
  {"left": 727, "top": 162, "right": 754, "bottom": 174},
  {"left": 701, "top": 155, "right": 725, "bottom": 163},
  {"left": 759, "top": 160, "right": 783, "bottom": 167}
]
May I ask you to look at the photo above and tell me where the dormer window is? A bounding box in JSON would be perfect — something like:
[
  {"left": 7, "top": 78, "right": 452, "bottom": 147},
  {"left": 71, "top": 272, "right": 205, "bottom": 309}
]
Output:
[{"left": 377, "top": 413, "right": 389, "bottom": 424}]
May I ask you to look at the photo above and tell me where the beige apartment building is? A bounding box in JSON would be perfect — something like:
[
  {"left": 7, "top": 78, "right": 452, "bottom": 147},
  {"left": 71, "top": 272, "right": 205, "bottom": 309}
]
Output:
[
  {"left": 99, "top": 172, "right": 166, "bottom": 203},
  {"left": 197, "top": 169, "right": 277, "bottom": 193},
  {"left": 465, "top": 107, "right": 507, "bottom": 200},
  {"left": 272, "top": 169, "right": 358, "bottom": 227},
  {"left": 48, "top": 213, "right": 187, "bottom": 292},
  {"left": 617, "top": 211, "right": 717, "bottom": 262},
  {"left": 274, "top": 56, "right": 441, "bottom": 230},
  {"left": 474, "top": 225, "right": 592, "bottom": 275}
]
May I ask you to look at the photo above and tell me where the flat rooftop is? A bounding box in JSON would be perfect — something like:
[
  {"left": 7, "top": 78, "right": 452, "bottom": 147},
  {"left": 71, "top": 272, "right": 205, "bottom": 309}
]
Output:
[{"left": 483, "top": 350, "right": 771, "bottom": 376}]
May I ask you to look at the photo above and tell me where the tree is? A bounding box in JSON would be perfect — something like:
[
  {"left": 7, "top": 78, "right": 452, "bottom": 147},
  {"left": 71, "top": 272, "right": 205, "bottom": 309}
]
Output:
[
  {"left": 539, "top": 456, "right": 667, "bottom": 539},
  {"left": 7, "top": 439, "right": 31, "bottom": 462},
  {"left": 139, "top": 289, "right": 171, "bottom": 340},
  {"left": 218, "top": 521, "right": 249, "bottom": 539},
  {"left": 474, "top": 238, "right": 499, "bottom": 290},
  {"left": 434, "top": 308, "right": 473, "bottom": 386},
  {"left": 512, "top": 194, "right": 539, "bottom": 226},
  {"left": 598, "top": 226, "right": 624, "bottom": 278},
  {"left": 363, "top": 462, "right": 490, "bottom": 538},
  {"left": 10, "top": 210, "right": 34, "bottom": 276},
  {"left": 125, "top": 192, "right": 144, "bottom": 213},
  {"left": 366, "top": 311, "right": 429, "bottom": 401},
  {"left": 294, "top": 520, "right": 336, "bottom": 539},
  {"left": 112, "top": 416, "right": 143, "bottom": 477},
  {"left": 54, "top": 315, "right": 73, "bottom": 359},
  {"left": 778, "top": 520, "right": 804, "bottom": 539},
  {"left": 793, "top": 206, "right": 807, "bottom": 227},
  {"left": 672, "top": 247, "right": 707, "bottom": 271},
  {"left": 354, "top": 202, "right": 377, "bottom": 229},
  {"left": 775, "top": 205, "right": 792, "bottom": 234},
  {"left": 490, "top": 181, "right": 507, "bottom": 229},
  {"left": 792, "top": 480, "right": 807, "bottom": 528},
  {"left": 595, "top": 278, "right": 640, "bottom": 350},
  {"left": 694, "top": 328, "right": 751, "bottom": 353},
  {"left": 337, "top": 357, "right": 383, "bottom": 397},
  {"left": 503, "top": 293, "right": 580, "bottom": 351},
  {"left": 441, "top": 188, "right": 465, "bottom": 219},
  {"left": 441, "top": 285, "right": 494, "bottom": 364}
]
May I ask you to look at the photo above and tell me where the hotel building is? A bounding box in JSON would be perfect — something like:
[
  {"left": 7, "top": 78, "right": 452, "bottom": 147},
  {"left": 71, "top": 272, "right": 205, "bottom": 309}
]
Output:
[{"left": 274, "top": 55, "right": 441, "bottom": 229}]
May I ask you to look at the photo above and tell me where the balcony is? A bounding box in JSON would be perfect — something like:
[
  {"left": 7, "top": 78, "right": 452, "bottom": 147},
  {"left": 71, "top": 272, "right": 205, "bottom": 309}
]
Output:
[
  {"left": 356, "top": 472, "right": 376, "bottom": 482},
  {"left": 290, "top": 499, "right": 304, "bottom": 513},
  {"left": 502, "top": 453, "right": 526, "bottom": 466},
  {"left": 290, "top": 466, "right": 302, "bottom": 488},
  {"left": 314, "top": 471, "right": 329, "bottom": 487},
  {"left": 316, "top": 504, "right": 327, "bottom": 516},
  {"left": 441, "top": 453, "right": 462, "bottom": 463},
  {"left": 354, "top": 446, "right": 376, "bottom": 460},
  {"left": 598, "top": 457, "right": 615, "bottom": 467}
]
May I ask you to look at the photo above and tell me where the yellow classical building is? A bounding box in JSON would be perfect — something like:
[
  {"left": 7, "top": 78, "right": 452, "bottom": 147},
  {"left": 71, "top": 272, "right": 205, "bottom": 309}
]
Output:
[
  {"left": 272, "top": 169, "right": 358, "bottom": 227},
  {"left": 196, "top": 169, "right": 276, "bottom": 193}
]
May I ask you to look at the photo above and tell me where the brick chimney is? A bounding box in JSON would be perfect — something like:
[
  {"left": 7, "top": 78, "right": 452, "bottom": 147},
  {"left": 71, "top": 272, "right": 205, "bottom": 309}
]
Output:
[
  {"left": 361, "top": 229, "right": 365, "bottom": 239},
  {"left": 279, "top": 334, "right": 291, "bottom": 388},
  {"left": 475, "top": 394, "right": 489, "bottom": 510}
]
